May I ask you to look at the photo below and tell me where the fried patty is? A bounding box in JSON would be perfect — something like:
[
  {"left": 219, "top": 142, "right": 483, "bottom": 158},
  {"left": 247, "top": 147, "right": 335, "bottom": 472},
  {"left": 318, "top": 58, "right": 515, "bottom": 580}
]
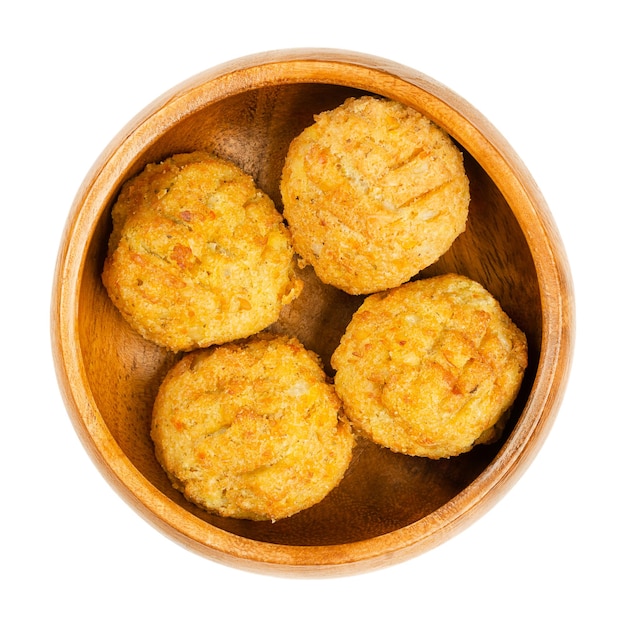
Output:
[
  {"left": 331, "top": 274, "right": 528, "bottom": 459},
  {"left": 102, "top": 152, "right": 302, "bottom": 352},
  {"left": 151, "top": 334, "right": 355, "bottom": 521},
  {"left": 280, "top": 96, "right": 470, "bottom": 294}
]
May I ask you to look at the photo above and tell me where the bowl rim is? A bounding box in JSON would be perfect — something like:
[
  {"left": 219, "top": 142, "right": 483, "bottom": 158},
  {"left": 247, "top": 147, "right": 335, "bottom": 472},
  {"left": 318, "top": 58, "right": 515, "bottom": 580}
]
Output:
[{"left": 51, "top": 48, "right": 575, "bottom": 577}]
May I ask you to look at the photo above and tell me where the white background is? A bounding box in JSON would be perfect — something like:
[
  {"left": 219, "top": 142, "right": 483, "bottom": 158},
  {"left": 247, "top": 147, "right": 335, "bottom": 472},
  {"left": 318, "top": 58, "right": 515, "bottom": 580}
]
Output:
[{"left": 3, "top": 1, "right": 623, "bottom": 623}]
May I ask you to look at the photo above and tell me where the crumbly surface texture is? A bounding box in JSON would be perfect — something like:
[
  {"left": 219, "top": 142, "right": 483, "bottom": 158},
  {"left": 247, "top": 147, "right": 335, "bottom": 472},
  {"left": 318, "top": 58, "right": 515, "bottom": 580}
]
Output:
[
  {"left": 331, "top": 274, "right": 528, "bottom": 459},
  {"left": 280, "top": 96, "right": 470, "bottom": 294},
  {"left": 151, "top": 334, "right": 354, "bottom": 521},
  {"left": 102, "top": 152, "right": 302, "bottom": 352}
]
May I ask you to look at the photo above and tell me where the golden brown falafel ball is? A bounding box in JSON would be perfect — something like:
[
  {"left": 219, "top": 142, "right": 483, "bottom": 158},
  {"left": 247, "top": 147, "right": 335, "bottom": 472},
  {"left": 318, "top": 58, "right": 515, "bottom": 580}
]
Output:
[
  {"left": 281, "top": 96, "right": 470, "bottom": 294},
  {"left": 102, "top": 152, "right": 302, "bottom": 352},
  {"left": 331, "top": 274, "right": 528, "bottom": 459},
  {"left": 151, "top": 334, "right": 354, "bottom": 521}
]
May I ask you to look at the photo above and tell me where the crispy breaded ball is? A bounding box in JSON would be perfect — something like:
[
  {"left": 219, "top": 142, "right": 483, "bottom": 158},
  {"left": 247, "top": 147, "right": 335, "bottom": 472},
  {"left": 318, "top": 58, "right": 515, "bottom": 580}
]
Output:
[
  {"left": 102, "top": 152, "right": 302, "bottom": 352},
  {"left": 280, "top": 96, "right": 470, "bottom": 294},
  {"left": 151, "top": 334, "right": 354, "bottom": 521},
  {"left": 331, "top": 274, "right": 528, "bottom": 459}
]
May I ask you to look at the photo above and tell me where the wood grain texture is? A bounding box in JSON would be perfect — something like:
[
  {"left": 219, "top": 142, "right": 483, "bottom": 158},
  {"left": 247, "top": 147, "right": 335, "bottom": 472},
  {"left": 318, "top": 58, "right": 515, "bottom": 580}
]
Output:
[{"left": 51, "top": 49, "right": 574, "bottom": 577}]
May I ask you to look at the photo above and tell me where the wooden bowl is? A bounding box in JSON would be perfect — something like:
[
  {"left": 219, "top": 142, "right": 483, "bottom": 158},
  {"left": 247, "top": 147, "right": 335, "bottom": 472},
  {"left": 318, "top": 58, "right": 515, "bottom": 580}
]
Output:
[{"left": 51, "top": 49, "right": 574, "bottom": 577}]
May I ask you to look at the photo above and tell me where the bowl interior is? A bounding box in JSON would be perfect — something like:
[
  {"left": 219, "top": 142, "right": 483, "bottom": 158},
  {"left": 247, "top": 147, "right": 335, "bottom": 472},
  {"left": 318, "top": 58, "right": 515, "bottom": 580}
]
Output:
[{"left": 76, "top": 80, "right": 541, "bottom": 548}]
